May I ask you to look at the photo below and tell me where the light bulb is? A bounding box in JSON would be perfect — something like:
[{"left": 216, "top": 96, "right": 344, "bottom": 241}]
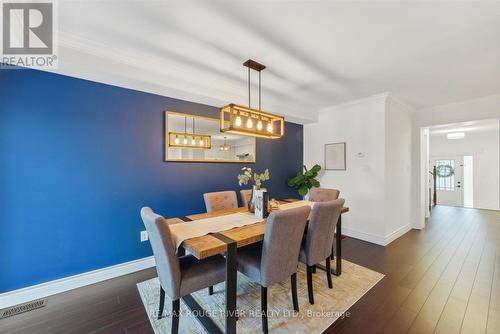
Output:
[
  {"left": 174, "top": 137, "right": 179, "bottom": 144},
  {"left": 183, "top": 137, "right": 188, "bottom": 145},
  {"left": 267, "top": 122, "right": 273, "bottom": 133},
  {"left": 199, "top": 139, "right": 204, "bottom": 146},
  {"left": 191, "top": 138, "right": 196, "bottom": 145},
  {"left": 246, "top": 118, "right": 253, "bottom": 128},
  {"left": 235, "top": 116, "right": 242, "bottom": 127},
  {"left": 256, "top": 120, "right": 263, "bottom": 130}
]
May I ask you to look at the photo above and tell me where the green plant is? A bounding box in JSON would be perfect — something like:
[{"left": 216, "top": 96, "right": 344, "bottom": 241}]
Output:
[{"left": 287, "top": 164, "right": 321, "bottom": 196}]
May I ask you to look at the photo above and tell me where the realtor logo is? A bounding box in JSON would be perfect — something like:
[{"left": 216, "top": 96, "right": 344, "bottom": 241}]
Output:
[{"left": 1, "top": 1, "right": 58, "bottom": 69}]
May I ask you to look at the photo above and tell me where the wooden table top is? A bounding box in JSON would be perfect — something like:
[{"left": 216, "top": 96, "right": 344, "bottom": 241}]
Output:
[{"left": 166, "top": 204, "right": 349, "bottom": 260}]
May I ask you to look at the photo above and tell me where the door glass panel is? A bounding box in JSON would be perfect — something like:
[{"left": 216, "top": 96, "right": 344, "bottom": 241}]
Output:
[{"left": 436, "top": 159, "right": 455, "bottom": 191}]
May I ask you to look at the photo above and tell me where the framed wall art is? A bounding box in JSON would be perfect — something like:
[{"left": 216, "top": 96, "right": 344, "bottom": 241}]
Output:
[{"left": 325, "top": 142, "right": 346, "bottom": 170}]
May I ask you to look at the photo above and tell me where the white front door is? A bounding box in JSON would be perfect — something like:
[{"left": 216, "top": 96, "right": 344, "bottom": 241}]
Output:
[{"left": 431, "top": 156, "right": 463, "bottom": 207}]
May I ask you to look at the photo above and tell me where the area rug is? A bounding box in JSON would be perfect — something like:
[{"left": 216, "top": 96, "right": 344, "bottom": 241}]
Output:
[{"left": 137, "top": 259, "right": 384, "bottom": 333}]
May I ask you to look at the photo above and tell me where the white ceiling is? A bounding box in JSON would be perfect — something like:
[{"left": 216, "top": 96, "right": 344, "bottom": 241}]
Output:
[
  {"left": 53, "top": 0, "right": 500, "bottom": 123},
  {"left": 429, "top": 119, "right": 500, "bottom": 136}
]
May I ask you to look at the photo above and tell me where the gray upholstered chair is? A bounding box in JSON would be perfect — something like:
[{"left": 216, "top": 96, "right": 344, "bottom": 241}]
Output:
[
  {"left": 240, "top": 189, "right": 252, "bottom": 208},
  {"left": 309, "top": 187, "right": 340, "bottom": 202},
  {"left": 299, "top": 199, "right": 345, "bottom": 304},
  {"left": 309, "top": 187, "right": 341, "bottom": 263},
  {"left": 237, "top": 206, "right": 311, "bottom": 334},
  {"left": 140, "top": 207, "right": 226, "bottom": 333},
  {"left": 203, "top": 190, "right": 238, "bottom": 212}
]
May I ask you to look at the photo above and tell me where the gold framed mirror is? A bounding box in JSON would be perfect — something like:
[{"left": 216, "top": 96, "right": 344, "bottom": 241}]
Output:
[{"left": 165, "top": 111, "right": 256, "bottom": 163}]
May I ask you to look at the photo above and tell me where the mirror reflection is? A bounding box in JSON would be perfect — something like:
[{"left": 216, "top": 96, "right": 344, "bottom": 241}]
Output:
[{"left": 165, "top": 112, "right": 256, "bottom": 162}]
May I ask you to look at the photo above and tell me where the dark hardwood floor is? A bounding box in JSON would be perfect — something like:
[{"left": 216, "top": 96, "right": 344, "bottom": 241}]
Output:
[{"left": 1, "top": 205, "right": 498, "bottom": 333}]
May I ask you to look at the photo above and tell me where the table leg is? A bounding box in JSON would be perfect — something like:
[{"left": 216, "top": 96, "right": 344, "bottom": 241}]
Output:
[
  {"left": 225, "top": 240, "right": 237, "bottom": 334},
  {"left": 182, "top": 232, "right": 237, "bottom": 334},
  {"left": 212, "top": 233, "right": 238, "bottom": 334},
  {"left": 335, "top": 215, "right": 342, "bottom": 276},
  {"left": 182, "top": 295, "right": 223, "bottom": 334},
  {"left": 177, "top": 246, "right": 186, "bottom": 256}
]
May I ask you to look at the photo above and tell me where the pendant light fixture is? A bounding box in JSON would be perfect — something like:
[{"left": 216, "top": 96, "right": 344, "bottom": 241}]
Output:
[
  {"left": 220, "top": 59, "right": 284, "bottom": 139},
  {"left": 219, "top": 136, "right": 231, "bottom": 151},
  {"left": 168, "top": 116, "right": 211, "bottom": 149}
]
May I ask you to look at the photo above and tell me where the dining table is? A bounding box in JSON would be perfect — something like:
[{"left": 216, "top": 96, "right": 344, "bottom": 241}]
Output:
[{"left": 164, "top": 199, "right": 349, "bottom": 334}]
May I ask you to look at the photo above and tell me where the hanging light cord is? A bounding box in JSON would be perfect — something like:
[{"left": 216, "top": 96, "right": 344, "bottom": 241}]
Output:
[
  {"left": 259, "top": 71, "right": 261, "bottom": 111},
  {"left": 248, "top": 66, "right": 251, "bottom": 108}
]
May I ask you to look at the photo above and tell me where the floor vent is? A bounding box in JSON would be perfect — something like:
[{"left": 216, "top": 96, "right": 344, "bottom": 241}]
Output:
[{"left": 0, "top": 299, "right": 48, "bottom": 319}]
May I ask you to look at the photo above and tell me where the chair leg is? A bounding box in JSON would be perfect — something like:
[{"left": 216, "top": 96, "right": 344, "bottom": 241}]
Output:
[
  {"left": 326, "top": 257, "right": 333, "bottom": 288},
  {"left": 171, "top": 299, "right": 180, "bottom": 334},
  {"left": 331, "top": 243, "right": 334, "bottom": 260},
  {"left": 306, "top": 266, "right": 314, "bottom": 304},
  {"left": 208, "top": 286, "right": 214, "bottom": 295},
  {"left": 312, "top": 265, "right": 316, "bottom": 274},
  {"left": 291, "top": 273, "right": 299, "bottom": 312},
  {"left": 158, "top": 286, "right": 165, "bottom": 319},
  {"left": 261, "top": 286, "right": 268, "bottom": 334}
]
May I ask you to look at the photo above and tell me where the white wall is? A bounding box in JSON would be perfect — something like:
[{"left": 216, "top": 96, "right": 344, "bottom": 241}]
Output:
[
  {"left": 385, "top": 96, "right": 413, "bottom": 239},
  {"left": 412, "top": 94, "right": 500, "bottom": 227},
  {"left": 429, "top": 127, "right": 500, "bottom": 210},
  {"left": 304, "top": 93, "right": 413, "bottom": 245}
]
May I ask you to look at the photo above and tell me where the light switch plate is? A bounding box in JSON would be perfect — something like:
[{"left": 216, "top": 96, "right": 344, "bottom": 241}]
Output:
[{"left": 140, "top": 230, "right": 148, "bottom": 242}]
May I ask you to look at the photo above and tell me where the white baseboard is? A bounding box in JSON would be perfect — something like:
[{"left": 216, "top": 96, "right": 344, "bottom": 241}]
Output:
[
  {"left": 342, "top": 228, "right": 386, "bottom": 246},
  {"left": 384, "top": 224, "right": 412, "bottom": 245},
  {"left": 0, "top": 256, "right": 156, "bottom": 309},
  {"left": 343, "top": 224, "right": 412, "bottom": 246}
]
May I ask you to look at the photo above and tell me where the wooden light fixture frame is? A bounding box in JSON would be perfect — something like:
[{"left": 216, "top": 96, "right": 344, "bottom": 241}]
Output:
[
  {"left": 220, "top": 59, "right": 285, "bottom": 139},
  {"left": 220, "top": 104, "right": 284, "bottom": 139}
]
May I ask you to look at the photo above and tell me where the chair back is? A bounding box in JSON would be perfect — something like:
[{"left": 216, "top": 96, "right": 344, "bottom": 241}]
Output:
[
  {"left": 304, "top": 199, "right": 345, "bottom": 266},
  {"left": 140, "top": 207, "right": 181, "bottom": 300},
  {"left": 203, "top": 191, "right": 238, "bottom": 212},
  {"left": 309, "top": 188, "right": 340, "bottom": 202},
  {"left": 260, "top": 205, "right": 310, "bottom": 287},
  {"left": 240, "top": 189, "right": 252, "bottom": 208}
]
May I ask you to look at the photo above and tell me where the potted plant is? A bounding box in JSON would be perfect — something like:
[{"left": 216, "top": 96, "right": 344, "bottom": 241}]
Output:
[
  {"left": 238, "top": 167, "right": 270, "bottom": 212},
  {"left": 287, "top": 164, "right": 321, "bottom": 197}
]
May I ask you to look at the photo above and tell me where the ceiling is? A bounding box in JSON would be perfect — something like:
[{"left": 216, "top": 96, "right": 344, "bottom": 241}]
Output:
[
  {"left": 429, "top": 119, "right": 500, "bottom": 136},
  {"left": 53, "top": 0, "right": 500, "bottom": 123}
]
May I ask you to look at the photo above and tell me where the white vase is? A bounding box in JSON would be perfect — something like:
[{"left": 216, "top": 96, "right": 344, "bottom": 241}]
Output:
[{"left": 303, "top": 192, "right": 310, "bottom": 201}]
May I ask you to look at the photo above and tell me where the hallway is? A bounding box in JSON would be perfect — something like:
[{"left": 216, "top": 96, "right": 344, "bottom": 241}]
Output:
[{"left": 330, "top": 205, "right": 500, "bottom": 333}]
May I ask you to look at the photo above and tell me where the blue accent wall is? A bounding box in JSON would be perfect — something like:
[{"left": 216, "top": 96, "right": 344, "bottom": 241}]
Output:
[{"left": 0, "top": 69, "right": 303, "bottom": 293}]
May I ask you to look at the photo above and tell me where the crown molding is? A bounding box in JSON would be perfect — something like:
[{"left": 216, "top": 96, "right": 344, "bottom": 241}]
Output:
[
  {"left": 385, "top": 93, "right": 415, "bottom": 113},
  {"left": 318, "top": 92, "right": 391, "bottom": 114}
]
